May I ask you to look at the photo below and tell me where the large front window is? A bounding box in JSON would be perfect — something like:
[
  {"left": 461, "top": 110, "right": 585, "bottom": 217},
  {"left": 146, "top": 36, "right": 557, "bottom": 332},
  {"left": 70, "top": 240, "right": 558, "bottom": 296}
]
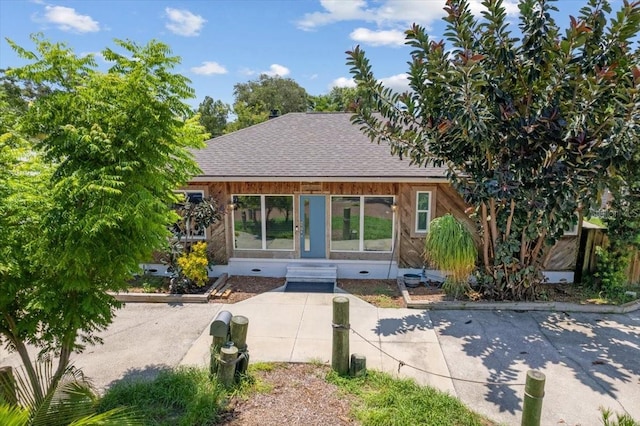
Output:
[
  {"left": 233, "top": 195, "right": 294, "bottom": 250},
  {"left": 331, "top": 196, "right": 394, "bottom": 252}
]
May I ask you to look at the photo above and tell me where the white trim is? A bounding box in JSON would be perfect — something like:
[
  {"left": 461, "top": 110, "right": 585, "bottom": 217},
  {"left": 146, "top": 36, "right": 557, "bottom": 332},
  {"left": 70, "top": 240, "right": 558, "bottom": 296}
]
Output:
[
  {"left": 329, "top": 195, "right": 395, "bottom": 254},
  {"left": 415, "top": 191, "right": 432, "bottom": 233}
]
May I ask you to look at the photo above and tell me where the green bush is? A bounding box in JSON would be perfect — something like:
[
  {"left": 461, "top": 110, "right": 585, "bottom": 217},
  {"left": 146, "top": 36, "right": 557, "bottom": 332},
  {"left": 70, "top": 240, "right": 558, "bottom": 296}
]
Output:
[{"left": 593, "top": 246, "right": 629, "bottom": 299}]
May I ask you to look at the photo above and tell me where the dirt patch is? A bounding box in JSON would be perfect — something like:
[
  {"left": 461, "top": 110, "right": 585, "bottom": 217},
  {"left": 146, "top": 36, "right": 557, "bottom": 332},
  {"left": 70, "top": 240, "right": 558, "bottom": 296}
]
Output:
[
  {"left": 210, "top": 276, "right": 606, "bottom": 307},
  {"left": 337, "top": 279, "right": 404, "bottom": 308},
  {"left": 214, "top": 276, "right": 285, "bottom": 304},
  {"left": 219, "top": 363, "right": 356, "bottom": 425}
]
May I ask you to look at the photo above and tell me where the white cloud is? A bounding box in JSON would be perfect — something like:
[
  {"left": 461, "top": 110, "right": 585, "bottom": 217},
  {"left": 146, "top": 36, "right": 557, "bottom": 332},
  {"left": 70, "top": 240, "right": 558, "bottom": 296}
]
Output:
[
  {"left": 297, "top": 0, "right": 444, "bottom": 31},
  {"left": 350, "top": 27, "right": 405, "bottom": 47},
  {"left": 239, "top": 67, "right": 257, "bottom": 76},
  {"left": 43, "top": 5, "right": 99, "bottom": 33},
  {"left": 309, "top": 74, "right": 319, "bottom": 80},
  {"left": 468, "top": 0, "right": 519, "bottom": 16},
  {"left": 263, "top": 64, "right": 290, "bottom": 77},
  {"left": 330, "top": 77, "right": 357, "bottom": 89},
  {"left": 297, "top": 0, "right": 518, "bottom": 31},
  {"left": 380, "top": 73, "right": 410, "bottom": 93},
  {"left": 190, "top": 61, "right": 227, "bottom": 75},
  {"left": 165, "top": 7, "right": 206, "bottom": 37}
]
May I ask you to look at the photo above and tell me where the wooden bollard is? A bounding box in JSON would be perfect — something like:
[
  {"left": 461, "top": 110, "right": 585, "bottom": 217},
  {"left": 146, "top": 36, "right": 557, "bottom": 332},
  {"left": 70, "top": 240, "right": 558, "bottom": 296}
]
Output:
[
  {"left": 231, "top": 315, "right": 249, "bottom": 374},
  {"left": 218, "top": 344, "right": 239, "bottom": 387},
  {"left": 521, "top": 370, "right": 546, "bottom": 426},
  {"left": 230, "top": 315, "right": 249, "bottom": 351},
  {"left": 332, "top": 296, "right": 350, "bottom": 375},
  {"left": 0, "top": 366, "right": 17, "bottom": 405},
  {"left": 350, "top": 353, "right": 366, "bottom": 377}
]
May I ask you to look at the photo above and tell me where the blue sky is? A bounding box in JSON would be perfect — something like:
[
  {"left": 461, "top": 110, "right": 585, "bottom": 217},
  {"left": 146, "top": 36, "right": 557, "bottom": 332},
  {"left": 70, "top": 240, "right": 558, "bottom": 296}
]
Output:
[{"left": 0, "top": 1, "right": 597, "bottom": 109}]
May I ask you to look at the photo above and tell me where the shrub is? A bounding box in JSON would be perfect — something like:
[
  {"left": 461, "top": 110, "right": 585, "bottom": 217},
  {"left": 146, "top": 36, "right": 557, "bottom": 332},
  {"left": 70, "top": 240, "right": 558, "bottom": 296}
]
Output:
[
  {"left": 424, "top": 214, "right": 477, "bottom": 298},
  {"left": 176, "top": 242, "right": 209, "bottom": 287}
]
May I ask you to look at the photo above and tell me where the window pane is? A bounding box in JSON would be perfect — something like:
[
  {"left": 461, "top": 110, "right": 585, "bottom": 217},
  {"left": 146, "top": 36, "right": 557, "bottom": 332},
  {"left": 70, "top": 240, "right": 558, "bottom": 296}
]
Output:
[
  {"left": 331, "top": 197, "right": 360, "bottom": 251},
  {"left": 265, "top": 196, "right": 294, "bottom": 250},
  {"left": 233, "top": 196, "right": 262, "bottom": 249},
  {"left": 417, "top": 192, "right": 430, "bottom": 211},
  {"left": 363, "top": 197, "right": 393, "bottom": 251},
  {"left": 417, "top": 212, "right": 428, "bottom": 232}
]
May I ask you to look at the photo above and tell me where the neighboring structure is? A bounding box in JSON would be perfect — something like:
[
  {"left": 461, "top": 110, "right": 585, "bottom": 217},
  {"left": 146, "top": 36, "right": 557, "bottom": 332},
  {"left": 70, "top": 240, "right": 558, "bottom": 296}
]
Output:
[{"left": 180, "top": 112, "right": 578, "bottom": 282}]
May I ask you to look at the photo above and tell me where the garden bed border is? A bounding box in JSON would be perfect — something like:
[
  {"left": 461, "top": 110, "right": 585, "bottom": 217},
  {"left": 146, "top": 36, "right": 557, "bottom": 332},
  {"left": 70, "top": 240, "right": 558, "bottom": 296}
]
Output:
[{"left": 109, "top": 274, "right": 228, "bottom": 303}]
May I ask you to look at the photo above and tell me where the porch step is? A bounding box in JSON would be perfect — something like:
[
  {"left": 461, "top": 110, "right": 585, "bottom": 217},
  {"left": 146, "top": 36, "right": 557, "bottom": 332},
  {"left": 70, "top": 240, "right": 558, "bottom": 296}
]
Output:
[{"left": 285, "top": 265, "right": 337, "bottom": 285}]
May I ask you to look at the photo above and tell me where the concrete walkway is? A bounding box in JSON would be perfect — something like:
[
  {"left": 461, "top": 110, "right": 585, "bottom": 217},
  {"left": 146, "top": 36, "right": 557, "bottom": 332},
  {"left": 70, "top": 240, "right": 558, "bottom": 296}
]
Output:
[{"left": 1, "top": 288, "right": 638, "bottom": 426}]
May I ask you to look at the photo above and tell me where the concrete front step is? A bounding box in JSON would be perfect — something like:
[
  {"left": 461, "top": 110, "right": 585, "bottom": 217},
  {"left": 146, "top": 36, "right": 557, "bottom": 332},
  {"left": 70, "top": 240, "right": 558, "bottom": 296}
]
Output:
[{"left": 285, "top": 265, "right": 337, "bottom": 284}]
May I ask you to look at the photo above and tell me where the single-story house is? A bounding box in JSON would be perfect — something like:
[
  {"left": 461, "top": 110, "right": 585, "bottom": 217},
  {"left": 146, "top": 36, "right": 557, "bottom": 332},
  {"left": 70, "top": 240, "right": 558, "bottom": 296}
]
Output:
[{"left": 177, "top": 112, "right": 578, "bottom": 283}]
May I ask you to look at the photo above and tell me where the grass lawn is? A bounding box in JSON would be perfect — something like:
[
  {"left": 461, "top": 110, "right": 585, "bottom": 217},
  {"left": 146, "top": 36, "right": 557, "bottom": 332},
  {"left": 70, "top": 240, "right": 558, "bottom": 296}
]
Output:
[
  {"left": 328, "top": 369, "right": 496, "bottom": 426},
  {"left": 98, "top": 364, "right": 497, "bottom": 425}
]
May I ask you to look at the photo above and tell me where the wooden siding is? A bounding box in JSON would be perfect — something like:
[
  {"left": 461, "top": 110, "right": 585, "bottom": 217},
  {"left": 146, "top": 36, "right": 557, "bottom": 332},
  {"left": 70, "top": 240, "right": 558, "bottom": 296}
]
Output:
[
  {"left": 544, "top": 236, "right": 578, "bottom": 270},
  {"left": 397, "top": 183, "right": 476, "bottom": 268},
  {"left": 194, "top": 180, "right": 580, "bottom": 273}
]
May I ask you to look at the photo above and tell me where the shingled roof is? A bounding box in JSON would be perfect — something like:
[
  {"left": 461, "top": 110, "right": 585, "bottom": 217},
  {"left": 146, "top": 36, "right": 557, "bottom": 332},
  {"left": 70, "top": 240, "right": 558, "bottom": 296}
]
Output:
[{"left": 193, "top": 112, "right": 446, "bottom": 181}]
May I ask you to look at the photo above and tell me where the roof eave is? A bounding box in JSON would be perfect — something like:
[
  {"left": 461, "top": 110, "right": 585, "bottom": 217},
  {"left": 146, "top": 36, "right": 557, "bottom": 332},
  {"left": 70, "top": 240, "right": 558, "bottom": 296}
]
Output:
[{"left": 190, "top": 175, "right": 450, "bottom": 183}]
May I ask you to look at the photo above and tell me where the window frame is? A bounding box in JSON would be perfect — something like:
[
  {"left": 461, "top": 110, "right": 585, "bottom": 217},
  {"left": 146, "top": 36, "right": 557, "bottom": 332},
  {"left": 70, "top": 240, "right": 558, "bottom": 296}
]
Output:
[
  {"left": 410, "top": 186, "right": 437, "bottom": 238},
  {"left": 415, "top": 191, "right": 432, "bottom": 234},
  {"left": 174, "top": 189, "right": 207, "bottom": 240},
  {"left": 329, "top": 195, "right": 395, "bottom": 253},
  {"left": 232, "top": 194, "right": 295, "bottom": 251}
]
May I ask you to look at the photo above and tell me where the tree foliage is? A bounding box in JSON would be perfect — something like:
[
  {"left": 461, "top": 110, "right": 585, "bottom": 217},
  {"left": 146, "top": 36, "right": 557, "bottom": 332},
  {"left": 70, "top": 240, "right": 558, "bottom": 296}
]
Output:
[
  {"left": 196, "top": 96, "right": 229, "bottom": 138},
  {"left": 227, "top": 74, "right": 309, "bottom": 130},
  {"left": 0, "top": 34, "right": 205, "bottom": 398},
  {"left": 311, "top": 86, "right": 360, "bottom": 112},
  {"left": 347, "top": 0, "right": 640, "bottom": 300}
]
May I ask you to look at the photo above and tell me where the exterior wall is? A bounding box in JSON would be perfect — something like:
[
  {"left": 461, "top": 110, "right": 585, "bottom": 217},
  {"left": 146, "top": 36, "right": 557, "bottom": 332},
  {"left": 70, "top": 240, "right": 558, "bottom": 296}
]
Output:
[
  {"left": 397, "top": 182, "right": 476, "bottom": 268},
  {"left": 192, "top": 180, "right": 578, "bottom": 274}
]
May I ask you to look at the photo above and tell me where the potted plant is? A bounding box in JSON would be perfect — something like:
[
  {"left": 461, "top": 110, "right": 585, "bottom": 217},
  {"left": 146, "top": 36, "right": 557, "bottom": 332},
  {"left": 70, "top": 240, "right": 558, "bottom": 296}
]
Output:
[{"left": 424, "top": 214, "right": 477, "bottom": 299}]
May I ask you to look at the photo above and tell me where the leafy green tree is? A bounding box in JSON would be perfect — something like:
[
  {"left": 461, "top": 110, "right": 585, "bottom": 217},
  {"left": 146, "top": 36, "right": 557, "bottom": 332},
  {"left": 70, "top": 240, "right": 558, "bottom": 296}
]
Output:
[
  {"left": 347, "top": 0, "right": 640, "bottom": 300},
  {"left": 196, "top": 96, "right": 229, "bottom": 138},
  {"left": 0, "top": 34, "right": 205, "bottom": 399},
  {"left": 228, "top": 74, "right": 309, "bottom": 130},
  {"left": 311, "top": 86, "right": 360, "bottom": 112}
]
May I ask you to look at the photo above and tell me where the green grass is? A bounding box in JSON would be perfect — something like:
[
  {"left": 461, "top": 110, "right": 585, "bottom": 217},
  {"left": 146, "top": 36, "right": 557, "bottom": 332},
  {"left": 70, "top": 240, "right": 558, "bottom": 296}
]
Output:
[
  {"left": 98, "top": 367, "right": 226, "bottom": 426},
  {"left": 328, "top": 370, "right": 495, "bottom": 426}
]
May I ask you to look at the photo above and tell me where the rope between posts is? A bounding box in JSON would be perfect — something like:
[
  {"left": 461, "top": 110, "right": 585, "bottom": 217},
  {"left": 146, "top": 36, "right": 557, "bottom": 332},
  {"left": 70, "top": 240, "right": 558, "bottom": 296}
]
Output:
[
  {"left": 348, "top": 326, "right": 527, "bottom": 387},
  {"left": 216, "top": 352, "right": 246, "bottom": 366}
]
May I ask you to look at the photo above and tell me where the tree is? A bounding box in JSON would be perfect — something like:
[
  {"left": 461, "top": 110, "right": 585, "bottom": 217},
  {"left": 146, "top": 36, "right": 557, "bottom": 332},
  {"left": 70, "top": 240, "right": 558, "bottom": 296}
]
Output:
[
  {"left": 347, "top": 0, "right": 640, "bottom": 300},
  {"left": 311, "top": 86, "right": 360, "bottom": 112},
  {"left": 0, "top": 34, "right": 205, "bottom": 400},
  {"left": 228, "top": 74, "right": 309, "bottom": 130},
  {"left": 196, "top": 96, "right": 229, "bottom": 138}
]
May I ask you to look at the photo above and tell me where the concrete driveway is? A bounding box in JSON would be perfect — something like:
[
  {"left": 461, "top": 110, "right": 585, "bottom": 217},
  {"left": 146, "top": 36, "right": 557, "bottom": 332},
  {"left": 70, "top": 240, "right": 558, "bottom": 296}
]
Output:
[{"left": 1, "top": 291, "right": 638, "bottom": 426}]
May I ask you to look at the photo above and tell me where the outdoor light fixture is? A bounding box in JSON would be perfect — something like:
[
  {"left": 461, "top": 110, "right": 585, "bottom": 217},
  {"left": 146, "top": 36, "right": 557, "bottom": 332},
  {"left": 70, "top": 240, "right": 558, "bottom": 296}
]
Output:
[{"left": 391, "top": 203, "right": 398, "bottom": 212}]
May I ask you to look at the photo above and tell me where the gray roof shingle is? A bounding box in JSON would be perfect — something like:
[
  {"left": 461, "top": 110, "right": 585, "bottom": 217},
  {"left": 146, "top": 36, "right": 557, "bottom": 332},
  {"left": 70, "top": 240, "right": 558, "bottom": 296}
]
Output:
[{"left": 194, "top": 112, "right": 446, "bottom": 180}]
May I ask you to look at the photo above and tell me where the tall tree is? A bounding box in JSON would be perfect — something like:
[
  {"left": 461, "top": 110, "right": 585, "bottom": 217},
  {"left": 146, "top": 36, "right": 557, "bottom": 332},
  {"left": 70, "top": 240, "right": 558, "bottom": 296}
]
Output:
[
  {"left": 196, "top": 96, "right": 229, "bottom": 138},
  {"left": 311, "top": 86, "right": 360, "bottom": 112},
  {"left": 0, "top": 34, "right": 205, "bottom": 400},
  {"left": 347, "top": 0, "right": 640, "bottom": 300},
  {"left": 228, "top": 74, "right": 309, "bottom": 130}
]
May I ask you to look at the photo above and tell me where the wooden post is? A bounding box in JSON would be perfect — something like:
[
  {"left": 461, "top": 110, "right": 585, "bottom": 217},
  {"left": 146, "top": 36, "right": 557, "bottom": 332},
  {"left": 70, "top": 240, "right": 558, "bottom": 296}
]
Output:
[
  {"left": 521, "top": 370, "right": 546, "bottom": 426},
  {"left": 350, "top": 353, "right": 366, "bottom": 377},
  {"left": 0, "top": 366, "right": 17, "bottom": 406},
  {"left": 230, "top": 315, "right": 249, "bottom": 351},
  {"left": 332, "top": 296, "right": 350, "bottom": 375},
  {"left": 217, "top": 344, "right": 238, "bottom": 387},
  {"left": 231, "top": 315, "right": 249, "bottom": 374}
]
